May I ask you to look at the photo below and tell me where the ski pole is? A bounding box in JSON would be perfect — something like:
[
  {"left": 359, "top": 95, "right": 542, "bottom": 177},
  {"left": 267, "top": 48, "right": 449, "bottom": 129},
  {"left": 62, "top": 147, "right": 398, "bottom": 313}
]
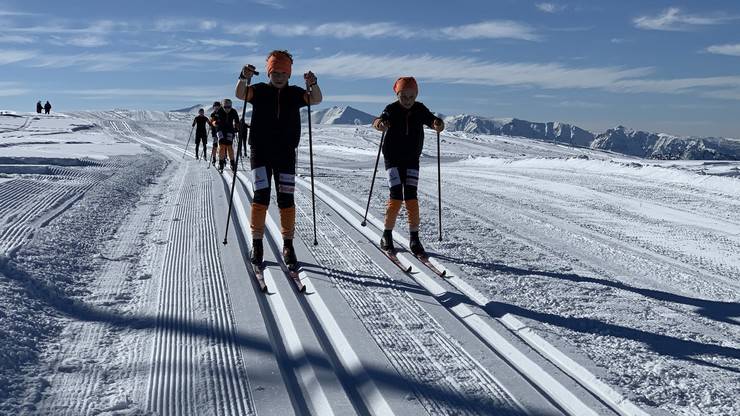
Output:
[
  {"left": 306, "top": 83, "right": 318, "bottom": 246},
  {"left": 182, "top": 125, "right": 194, "bottom": 159},
  {"left": 361, "top": 129, "right": 385, "bottom": 227},
  {"left": 223, "top": 68, "right": 257, "bottom": 245},
  {"left": 436, "top": 131, "right": 443, "bottom": 241}
]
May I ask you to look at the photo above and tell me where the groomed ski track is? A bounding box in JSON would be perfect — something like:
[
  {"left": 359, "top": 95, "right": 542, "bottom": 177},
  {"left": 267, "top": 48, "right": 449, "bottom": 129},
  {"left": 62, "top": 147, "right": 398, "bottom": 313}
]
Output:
[{"left": 10, "top": 111, "right": 675, "bottom": 415}]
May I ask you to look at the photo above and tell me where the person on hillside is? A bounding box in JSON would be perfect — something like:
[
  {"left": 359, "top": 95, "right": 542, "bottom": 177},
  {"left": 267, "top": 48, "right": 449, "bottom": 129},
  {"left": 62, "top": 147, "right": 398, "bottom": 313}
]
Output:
[
  {"left": 192, "top": 108, "right": 209, "bottom": 159},
  {"left": 36, "top": 101, "right": 42, "bottom": 114},
  {"left": 209, "top": 101, "right": 221, "bottom": 165},
  {"left": 234, "top": 50, "right": 322, "bottom": 269},
  {"left": 213, "top": 98, "right": 240, "bottom": 173},
  {"left": 372, "top": 76, "right": 444, "bottom": 258},
  {"left": 43, "top": 101, "right": 51, "bottom": 114}
]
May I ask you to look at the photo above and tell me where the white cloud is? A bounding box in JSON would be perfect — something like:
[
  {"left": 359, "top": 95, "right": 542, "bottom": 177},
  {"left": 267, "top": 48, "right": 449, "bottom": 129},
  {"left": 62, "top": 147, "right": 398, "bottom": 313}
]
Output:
[
  {"left": 323, "top": 94, "right": 393, "bottom": 104},
  {"left": 0, "top": 35, "right": 35, "bottom": 44},
  {"left": 439, "top": 21, "right": 540, "bottom": 41},
  {"left": 634, "top": 8, "right": 736, "bottom": 31},
  {"left": 251, "top": 0, "right": 284, "bottom": 9},
  {"left": 0, "top": 82, "right": 28, "bottom": 96},
  {"left": 50, "top": 35, "right": 109, "bottom": 48},
  {"left": 59, "top": 86, "right": 231, "bottom": 99},
  {"left": 706, "top": 43, "right": 740, "bottom": 57},
  {"left": 300, "top": 53, "right": 652, "bottom": 90},
  {"left": 194, "top": 38, "right": 258, "bottom": 47},
  {"left": 536, "top": 3, "right": 565, "bottom": 13},
  {"left": 0, "top": 49, "right": 37, "bottom": 65}
]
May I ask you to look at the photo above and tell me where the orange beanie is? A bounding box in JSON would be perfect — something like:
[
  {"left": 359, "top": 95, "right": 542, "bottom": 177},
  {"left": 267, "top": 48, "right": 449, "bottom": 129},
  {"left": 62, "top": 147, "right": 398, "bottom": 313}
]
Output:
[
  {"left": 393, "top": 77, "right": 418, "bottom": 94},
  {"left": 266, "top": 52, "right": 293, "bottom": 77}
]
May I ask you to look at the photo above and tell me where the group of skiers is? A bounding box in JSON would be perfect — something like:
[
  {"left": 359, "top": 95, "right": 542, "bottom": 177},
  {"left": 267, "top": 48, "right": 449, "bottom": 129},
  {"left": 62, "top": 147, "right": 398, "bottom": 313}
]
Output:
[
  {"left": 36, "top": 101, "right": 52, "bottom": 114},
  {"left": 191, "top": 49, "right": 444, "bottom": 271}
]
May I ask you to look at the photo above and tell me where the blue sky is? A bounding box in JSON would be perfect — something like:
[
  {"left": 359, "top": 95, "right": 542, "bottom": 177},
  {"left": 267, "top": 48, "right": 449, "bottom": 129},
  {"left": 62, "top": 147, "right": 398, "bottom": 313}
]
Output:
[{"left": 0, "top": 0, "right": 739, "bottom": 137}]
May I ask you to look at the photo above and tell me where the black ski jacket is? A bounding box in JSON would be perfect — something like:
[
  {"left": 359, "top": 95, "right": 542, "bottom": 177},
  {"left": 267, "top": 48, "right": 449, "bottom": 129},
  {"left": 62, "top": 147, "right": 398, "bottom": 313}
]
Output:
[
  {"left": 247, "top": 82, "right": 307, "bottom": 155},
  {"left": 377, "top": 101, "right": 440, "bottom": 168},
  {"left": 213, "top": 107, "right": 240, "bottom": 135},
  {"left": 192, "top": 114, "right": 209, "bottom": 136}
]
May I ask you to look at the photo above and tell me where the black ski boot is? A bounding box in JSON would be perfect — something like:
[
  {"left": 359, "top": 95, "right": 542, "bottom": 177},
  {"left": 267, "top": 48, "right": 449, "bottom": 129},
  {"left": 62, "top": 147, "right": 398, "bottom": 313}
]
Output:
[
  {"left": 409, "top": 231, "right": 426, "bottom": 258},
  {"left": 282, "top": 239, "right": 298, "bottom": 270},
  {"left": 218, "top": 159, "right": 225, "bottom": 173},
  {"left": 251, "top": 239, "right": 263, "bottom": 265},
  {"left": 380, "top": 230, "right": 395, "bottom": 252},
  {"left": 231, "top": 161, "right": 237, "bottom": 172}
]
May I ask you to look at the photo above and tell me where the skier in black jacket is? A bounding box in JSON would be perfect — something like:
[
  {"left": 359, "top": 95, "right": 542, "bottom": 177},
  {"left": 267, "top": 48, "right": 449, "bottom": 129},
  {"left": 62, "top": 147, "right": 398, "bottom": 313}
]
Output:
[
  {"left": 209, "top": 101, "right": 221, "bottom": 164},
  {"left": 235, "top": 50, "right": 322, "bottom": 268},
  {"left": 373, "top": 76, "right": 444, "bottom": 257},
  {"left": 213, "top": 98, "right": 240, "bottom": 173},
  {"left": 192, "top": 108, "right": 209, "bottom": 159}
]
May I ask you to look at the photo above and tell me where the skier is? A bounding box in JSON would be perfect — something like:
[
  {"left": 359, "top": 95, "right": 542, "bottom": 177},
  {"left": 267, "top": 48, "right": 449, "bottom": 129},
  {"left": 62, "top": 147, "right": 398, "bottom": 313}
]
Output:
[
  {"left": 43, "top": 101, "right": 51, "bottom": 114},
  {"left": 209, "top": 101, "right": 221, "bottom": 165},
  {"left": 234, "top": 50, "right": 322, "bottom": 269},
  {"left": 372, "top": 76, "right": 444, "bottom": 257},
  {"left": 213, "top": 98, "right": 240, "bottom": 173},
  {"left": 192, "top": 108, "right": 209, "bottom": 159},
  {"left": 36, "top": 101, "right": 42, "bottom": 114}
]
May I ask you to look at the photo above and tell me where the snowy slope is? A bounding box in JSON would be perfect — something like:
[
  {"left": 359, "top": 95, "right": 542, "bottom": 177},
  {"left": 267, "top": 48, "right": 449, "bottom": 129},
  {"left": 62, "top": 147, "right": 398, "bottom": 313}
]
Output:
[{"left": 1, "top": 110, "right": 738, "bottom": 416}]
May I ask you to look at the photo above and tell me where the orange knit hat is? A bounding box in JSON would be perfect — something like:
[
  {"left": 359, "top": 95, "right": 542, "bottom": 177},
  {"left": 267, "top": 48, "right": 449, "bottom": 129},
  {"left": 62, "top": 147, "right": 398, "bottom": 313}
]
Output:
[
  {"left": 266, "top": 50, "right": 293, "bottom": 77},
  {"left": 393, "top": 77, "right": 418, "bottom": 94}
]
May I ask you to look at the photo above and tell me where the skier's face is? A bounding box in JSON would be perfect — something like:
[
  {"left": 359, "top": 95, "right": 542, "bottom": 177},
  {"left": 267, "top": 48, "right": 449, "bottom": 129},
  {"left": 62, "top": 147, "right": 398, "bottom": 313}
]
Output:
[
  {"left": 397, "top": 90, "right": 417, "bottom": 109},
  {"left": 270, "top": 71, "right": 289, "bottom": 88}
]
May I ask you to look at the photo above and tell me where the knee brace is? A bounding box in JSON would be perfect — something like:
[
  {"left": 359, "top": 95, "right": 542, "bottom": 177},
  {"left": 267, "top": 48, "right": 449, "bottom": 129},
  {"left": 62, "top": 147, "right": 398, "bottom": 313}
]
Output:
[
  {"left": 280, "top": 207, "right": 296, "bottom": 239},
  {"left": 405, "top": 199, "right": 420, "bottom": 232},
  {"left": 250, "top": 203, "right": 268, "bottom": 239}
]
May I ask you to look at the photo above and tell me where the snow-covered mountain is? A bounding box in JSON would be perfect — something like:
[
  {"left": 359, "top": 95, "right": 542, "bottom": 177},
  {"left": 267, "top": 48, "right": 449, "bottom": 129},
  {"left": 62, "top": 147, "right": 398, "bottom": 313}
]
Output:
[
  {"left": 444, "top": 114, "right": 740, "bottom": 160},
  {"left": 591, "top": 126, "right": 740, "bottom": 160},
  {"left": 300, "top": 105, "right": 375, "bottom": 125},
  {"left": 443, "top": 115, "right": 595, "bottom": 147}
]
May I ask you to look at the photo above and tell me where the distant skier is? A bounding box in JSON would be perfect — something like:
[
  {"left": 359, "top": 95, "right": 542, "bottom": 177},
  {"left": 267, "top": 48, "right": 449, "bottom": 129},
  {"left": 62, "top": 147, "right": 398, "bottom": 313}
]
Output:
[
  {"left": 234, "top": 50, "right": 322, "bottom": 269},
  {"left": 212, "top": 98, "right": 240, "bottom": 173},
  {"left": 36, "top": 101, "right": 42, "bottom": 114},
  {"left": 43, "top": 101, "right": 51, "bottom": 114},
  {"left": 372, "top": 76, "right": 444, "bottom": 257},
  {"left": 192, "top": 108, "right": 209, "bottom": 159},
  {"left": 209, "top": 101, "right": 221, "bottom": 165}
]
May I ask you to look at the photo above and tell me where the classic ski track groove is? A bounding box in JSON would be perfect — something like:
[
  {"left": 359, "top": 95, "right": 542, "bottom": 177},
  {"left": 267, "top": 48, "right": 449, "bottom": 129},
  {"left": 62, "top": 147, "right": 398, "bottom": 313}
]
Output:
[
  {"left": 223, "top": 173, "right": 341, "bottom": 416},
  {"left": 288, "top": 189, "right": 525, "bottom": 415},
  {"left": 296, "top": 175, "right": 650, "bottom": 416}
]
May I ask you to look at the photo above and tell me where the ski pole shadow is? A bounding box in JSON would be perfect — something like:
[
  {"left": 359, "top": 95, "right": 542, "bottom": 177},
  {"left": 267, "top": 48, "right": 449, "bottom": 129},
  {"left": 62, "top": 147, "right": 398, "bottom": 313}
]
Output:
[
  {"left": 432, "top": 254, "right": 740, "bottom": 374},
  {"left": 434, "top": 253, "right": 740, "bottom": 326},
  {"left": 1, "top": 258, "right": 534, "bottom": 416}
]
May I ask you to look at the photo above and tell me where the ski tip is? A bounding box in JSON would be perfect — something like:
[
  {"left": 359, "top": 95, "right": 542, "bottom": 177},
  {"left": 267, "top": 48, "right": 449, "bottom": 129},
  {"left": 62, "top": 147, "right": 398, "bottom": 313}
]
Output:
[{"left": 405, "top": 266, "right": 413, "bottom": 273}]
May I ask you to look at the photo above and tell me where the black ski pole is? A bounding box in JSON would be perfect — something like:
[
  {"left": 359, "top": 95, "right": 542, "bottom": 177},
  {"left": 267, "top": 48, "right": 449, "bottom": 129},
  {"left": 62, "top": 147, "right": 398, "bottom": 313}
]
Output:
[
  {"left": 306, "top": 83, "right": 318, "bottom": 246},
  {"left": 436, "top": 131, "right": 443, "bottom": 241},
  {"left": 361, "top": 129, "right": 385, "bottom": 227},
  {"left": 182, "top": 125, "right": 194, "bottom": 159},
  {"left": 223, "top": 68, "right": 257, "bottom": 245}
]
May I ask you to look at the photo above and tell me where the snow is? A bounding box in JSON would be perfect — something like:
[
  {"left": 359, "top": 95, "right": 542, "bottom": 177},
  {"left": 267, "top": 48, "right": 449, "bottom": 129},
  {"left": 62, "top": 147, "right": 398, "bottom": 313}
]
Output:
[{"left": 0, "top": 110, "right": 738, "bottom": 416}]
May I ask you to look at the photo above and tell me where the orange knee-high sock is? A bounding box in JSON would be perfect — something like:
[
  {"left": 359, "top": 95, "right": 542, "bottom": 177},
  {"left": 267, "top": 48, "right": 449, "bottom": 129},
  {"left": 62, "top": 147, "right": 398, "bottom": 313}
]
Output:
[
  {"left": 384, "top": 199, "right": 403, "bottom": 230},
  {"left": 250, "top": 203, "right": 268, "bottom": 239},
  {"left": 406, "top": 199, "right": 420, "bottom": 232},
  {"left": 280, "top": 207, "right": 296, "bottom": 240}
]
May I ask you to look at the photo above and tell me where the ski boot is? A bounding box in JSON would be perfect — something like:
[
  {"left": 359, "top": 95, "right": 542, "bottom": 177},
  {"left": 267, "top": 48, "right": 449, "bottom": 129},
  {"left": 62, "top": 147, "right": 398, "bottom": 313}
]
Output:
[
  {"left": 251, "top": 239, "right": 263, "bottom": 265},
  {"left": 230, "top": 161, "right": 237, "bottom": 172},
  {"left": 282, "top": 239, "right": 298, "bottom": 270},
  {"left": 409, "top": 231, "right": 427, "bottom": 258},
  {"left": 218, "top": 159, "right": 225, "bottom": 173},
  {"left": 380, "top": 230, "right": 395, "bottom": 252}
]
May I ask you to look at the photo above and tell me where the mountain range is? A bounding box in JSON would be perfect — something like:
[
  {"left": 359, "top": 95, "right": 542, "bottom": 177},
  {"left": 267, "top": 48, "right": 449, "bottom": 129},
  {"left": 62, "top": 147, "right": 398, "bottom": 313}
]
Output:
[{"left": 171, "top": 105, "right": 739, "bottom": 160}]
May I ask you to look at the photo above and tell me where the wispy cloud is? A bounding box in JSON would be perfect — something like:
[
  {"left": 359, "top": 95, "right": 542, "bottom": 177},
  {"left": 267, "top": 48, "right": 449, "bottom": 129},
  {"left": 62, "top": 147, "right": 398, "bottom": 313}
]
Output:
[
  {"left": 0, "top": 82, "right": 28, "bottom": 96},
  {"left": 192, "top": 38, "right": 258, "bottom": 47},
  {"left": 323, "top": 94, "right": 393, "bottom": 104},
  {"left": 50, "top": 35, "right": 109, "bottom": 48},
  {"left": 58, "top": 86, "right": 231, "bottom": 99},
  {"left": 706, "top": 43, "right": 740, "bottom": 57},
  {"left": 0, "top": 35, "right": 35, "bottom": 44},
  {"left": 439, "top": 21, "right": 540, "bottom": 41},
  {"left": 226, "top": 20, "right": 539, "bottom": 41},
  {"left": 30, "top": 51, "right": 169, "bottom": 72},
  {"left": 0, "top": 49, "right": 37, "bottom": 65},
  {"left": 536, "top": 3, "right": 565, "bottom": 13},
  {"left": 634, "top": 7, "right": 736, "bottom": 31},
  {"left": 251, "top": 0, "right": 285, "bottom": 9},
  {"left": 301, "top": 53, "right": 652, "bottom": 90}
]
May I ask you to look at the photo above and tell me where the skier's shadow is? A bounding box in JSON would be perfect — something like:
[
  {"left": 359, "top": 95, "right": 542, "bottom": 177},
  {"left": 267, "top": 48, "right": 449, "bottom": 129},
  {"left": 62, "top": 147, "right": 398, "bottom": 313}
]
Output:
[
  {"left": 1, "top": 259, "right": 533, "bottom": 416},
  {"left": 434, "top": 254, "right": 740, "bottom": 374}
]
